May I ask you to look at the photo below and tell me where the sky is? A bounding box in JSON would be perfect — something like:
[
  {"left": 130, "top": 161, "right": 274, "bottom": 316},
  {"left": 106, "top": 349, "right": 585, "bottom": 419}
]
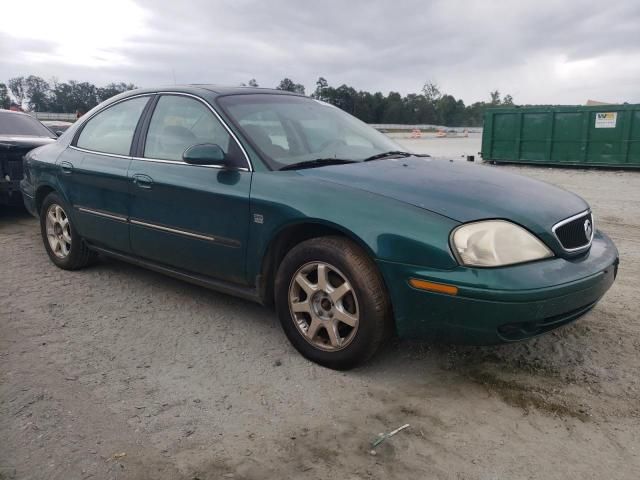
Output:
[{"left": 1, "top": 0, "right": 639, "bottom": 105}]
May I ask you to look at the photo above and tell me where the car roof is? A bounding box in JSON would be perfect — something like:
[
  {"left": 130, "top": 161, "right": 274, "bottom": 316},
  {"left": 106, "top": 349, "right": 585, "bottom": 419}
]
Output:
[
  {"left": 0, "top": 109, "right": 54, "bottom": 127},
  {"left": 193, "top": 85, "right": 302, "bottom": 97},
  {"left": 116, "top": 84, "right": 304, "bottom": 100}
]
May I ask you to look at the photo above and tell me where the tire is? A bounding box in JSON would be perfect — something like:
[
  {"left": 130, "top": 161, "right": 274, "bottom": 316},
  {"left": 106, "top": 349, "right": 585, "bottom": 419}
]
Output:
[
  {"left": 275, "top": 236, "right": 391, "bottom": 370},
  {"left": 40, "top": 192, "right": 95, "bottom": 270}
]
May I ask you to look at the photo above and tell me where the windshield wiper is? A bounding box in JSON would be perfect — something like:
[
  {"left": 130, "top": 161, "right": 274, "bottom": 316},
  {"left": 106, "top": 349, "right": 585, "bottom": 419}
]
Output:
[
  {"left": 362, "top": 151, "right": 413, "bottom": 162},
  {"left": 279, "top": 158, "right": 357, "bottom": 171}
]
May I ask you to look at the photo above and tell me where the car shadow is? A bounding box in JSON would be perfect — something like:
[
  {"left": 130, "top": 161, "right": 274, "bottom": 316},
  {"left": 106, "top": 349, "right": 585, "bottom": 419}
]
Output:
[
  {"left": 90, "top": 251, "right": 591, "bottom": 382},
  {"left": 0, "top": 205, "right": 30, "bottom": 219},
  {"left": 0, "top": 205, "right": 33, "bottom": 230},
  {"left": 79, "top": 249, "right": 601, "bottom": 422},
  {"left": 89, "top": 255, "right": 274, "bottom": 327}
]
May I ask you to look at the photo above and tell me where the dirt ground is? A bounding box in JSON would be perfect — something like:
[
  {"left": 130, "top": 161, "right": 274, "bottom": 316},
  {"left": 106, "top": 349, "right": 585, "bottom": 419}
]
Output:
[{"left": 1, "top": 163, "right": 639, "bottom": 480}]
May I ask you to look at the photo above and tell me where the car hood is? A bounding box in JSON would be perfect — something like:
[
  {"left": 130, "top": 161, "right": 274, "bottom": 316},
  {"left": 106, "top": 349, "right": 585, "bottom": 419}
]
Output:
[
  {"left": 298, "top": 157, "right": 588, "bottom": 230},
  {"left": 0, "top": 135, "right": 56, "bottom": 150}
]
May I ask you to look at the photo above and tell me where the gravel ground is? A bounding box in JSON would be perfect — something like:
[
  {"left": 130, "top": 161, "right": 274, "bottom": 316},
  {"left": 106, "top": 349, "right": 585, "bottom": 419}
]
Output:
[{"left": 1, "top": 163, "right": 639, "bottom": 480}]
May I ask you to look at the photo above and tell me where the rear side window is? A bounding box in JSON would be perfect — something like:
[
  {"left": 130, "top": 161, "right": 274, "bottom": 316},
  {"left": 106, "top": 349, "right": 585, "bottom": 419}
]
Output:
[
  {"left": 76, "top": 97, "right": 149, "bottom": 155},
  {"left": 144, "top": 95, "right": 232, "bottom": 161}
]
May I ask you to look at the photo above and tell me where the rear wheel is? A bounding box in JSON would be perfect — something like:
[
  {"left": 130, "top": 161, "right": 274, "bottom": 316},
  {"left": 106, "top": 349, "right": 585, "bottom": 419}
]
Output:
[
  {"left": 275, "top": 236, "right": 391, "bottom": 370},
  {"left": 40, "top": 192, "right": 95, "bottom": 270}
]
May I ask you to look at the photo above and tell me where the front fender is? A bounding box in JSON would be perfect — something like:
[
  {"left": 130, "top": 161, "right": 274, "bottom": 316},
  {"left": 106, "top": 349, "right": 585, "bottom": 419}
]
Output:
[{"left": 247, "top": 171, "right": 460, "bottom": 282}]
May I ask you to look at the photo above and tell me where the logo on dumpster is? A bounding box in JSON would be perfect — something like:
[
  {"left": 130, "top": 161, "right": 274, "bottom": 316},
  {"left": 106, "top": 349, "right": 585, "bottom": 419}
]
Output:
[{"left": 595, "top": 112, "right": 617, "bottom": 128}]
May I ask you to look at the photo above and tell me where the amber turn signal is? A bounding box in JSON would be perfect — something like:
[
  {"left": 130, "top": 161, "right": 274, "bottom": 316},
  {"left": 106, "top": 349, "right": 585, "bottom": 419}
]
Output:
[{"left": 408, "top": 278, "right": 458, "bottom": 296}]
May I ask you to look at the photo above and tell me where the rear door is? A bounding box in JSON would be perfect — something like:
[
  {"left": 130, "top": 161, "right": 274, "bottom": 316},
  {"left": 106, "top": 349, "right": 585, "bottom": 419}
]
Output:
[
  {"left": 128, "top": 93, "right": 252, "bottom": 285},
  {"left": 60, "top": 95, "right": 151, "bottom": 252}
]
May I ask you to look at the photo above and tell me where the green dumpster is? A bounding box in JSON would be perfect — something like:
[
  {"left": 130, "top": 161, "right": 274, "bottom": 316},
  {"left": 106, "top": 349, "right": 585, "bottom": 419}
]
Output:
[{"left": 481, "top": 104, "right": 640, "bottom": 168}]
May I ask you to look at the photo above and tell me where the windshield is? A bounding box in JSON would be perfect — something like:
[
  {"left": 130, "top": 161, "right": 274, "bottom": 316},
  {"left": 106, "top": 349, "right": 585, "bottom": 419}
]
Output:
[
  {"left": 217, "top": 94, "right": 405, "bottom": 170},
  {"left": 0, "top": 112, "right": 56, "bottom": 138}
]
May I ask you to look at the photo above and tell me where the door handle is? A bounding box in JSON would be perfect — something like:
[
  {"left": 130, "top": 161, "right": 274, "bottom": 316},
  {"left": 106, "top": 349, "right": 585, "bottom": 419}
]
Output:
[
  {"left": 132, "top": 173, "right": 154, "bottom": 189},
  {"left": 60, "top": 161, "right": 74, "bottom": 174}
]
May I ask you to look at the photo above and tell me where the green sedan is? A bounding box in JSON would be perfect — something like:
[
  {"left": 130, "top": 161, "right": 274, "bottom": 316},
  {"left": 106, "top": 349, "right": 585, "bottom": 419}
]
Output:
[{"left": 20, "top": 86, "right": 619, "bottom": 369}]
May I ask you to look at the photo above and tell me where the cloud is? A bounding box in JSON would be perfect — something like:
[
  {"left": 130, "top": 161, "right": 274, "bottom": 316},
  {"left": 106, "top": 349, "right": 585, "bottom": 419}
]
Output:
[{"left": 0, "top": 0, "right": 638, "bottom": 104}]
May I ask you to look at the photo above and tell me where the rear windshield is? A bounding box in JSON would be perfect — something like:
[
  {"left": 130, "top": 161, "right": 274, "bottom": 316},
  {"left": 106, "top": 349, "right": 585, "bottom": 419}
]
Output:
[{"left": 0, "top": 112, "right": 55, "bottom": 137}]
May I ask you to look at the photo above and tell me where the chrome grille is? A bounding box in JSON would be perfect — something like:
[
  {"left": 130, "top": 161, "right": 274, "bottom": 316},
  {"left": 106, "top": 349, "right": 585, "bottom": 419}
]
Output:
[{"left": 553, "top": 211, "right": 593, "bottom": 251}]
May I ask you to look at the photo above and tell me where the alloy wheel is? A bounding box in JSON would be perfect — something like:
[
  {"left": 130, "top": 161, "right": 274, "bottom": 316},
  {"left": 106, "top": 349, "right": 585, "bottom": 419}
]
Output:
[
  {"left": 45, "top": 204, "right": 72, "bottom": 258},
  {"left": 288, "top": 261, "right": 360, "bottom": 351}
]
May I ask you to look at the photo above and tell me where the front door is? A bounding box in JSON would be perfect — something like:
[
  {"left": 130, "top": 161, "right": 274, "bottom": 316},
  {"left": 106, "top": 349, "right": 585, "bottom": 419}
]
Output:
[
  {"left": 63, "top": 95, "right": 151, "bottom": 253},
  {"left": 128, "top": 94, "right": 252, "bottom": 285}
]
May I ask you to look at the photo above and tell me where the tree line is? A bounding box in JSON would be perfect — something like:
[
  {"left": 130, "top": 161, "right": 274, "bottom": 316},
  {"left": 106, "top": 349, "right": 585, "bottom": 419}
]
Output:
[
  {"left": 267, "top": 77, "right": 513, "bottom": 126},
  {"left": 0, "top": 76, "right": 137, "bottom": 114},
  {"left": 1, "top": 75, "right": 514, "bottom": 127}
]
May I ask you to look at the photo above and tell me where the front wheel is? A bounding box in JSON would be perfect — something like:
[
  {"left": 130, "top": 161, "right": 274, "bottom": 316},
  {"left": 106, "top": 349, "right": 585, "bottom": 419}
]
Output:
[
  {"left": 40, "top": 192, "right": 95, "bottom": 270},
  {"left": 275, "top": 236, "right": 391, "bottom": 370}
]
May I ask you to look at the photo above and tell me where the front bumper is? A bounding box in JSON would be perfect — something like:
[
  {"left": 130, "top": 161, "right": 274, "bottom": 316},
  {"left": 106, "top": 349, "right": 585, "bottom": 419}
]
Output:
[{"left": 378, "top": 231, "right": 619, "bottom": 344}]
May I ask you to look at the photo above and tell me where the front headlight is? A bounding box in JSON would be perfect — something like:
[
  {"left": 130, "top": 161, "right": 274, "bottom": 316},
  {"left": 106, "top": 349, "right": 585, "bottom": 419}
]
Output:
[{"left": 451, "top": 220, "right": 553, "bottom": 267}]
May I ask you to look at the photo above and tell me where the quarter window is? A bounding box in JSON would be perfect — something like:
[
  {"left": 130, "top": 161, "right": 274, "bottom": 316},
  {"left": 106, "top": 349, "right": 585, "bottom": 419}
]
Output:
[
  {"left": 76, "top": 97, "right": 148, "bottom": 155},
  {"left": 144, "top": 95, "right": 232, "bottom": 161}
]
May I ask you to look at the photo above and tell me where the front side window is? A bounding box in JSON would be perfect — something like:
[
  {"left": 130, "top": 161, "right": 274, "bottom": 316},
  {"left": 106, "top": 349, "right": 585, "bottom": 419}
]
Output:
[
  {"left": 217, "top": 94, "right": 403, "bottom": 170},
  {"left": 76, "top": 96, "right": 149, "bottom": 155},
  {"left": 144, "top": 95, "right": 232, "bottom": 161}
]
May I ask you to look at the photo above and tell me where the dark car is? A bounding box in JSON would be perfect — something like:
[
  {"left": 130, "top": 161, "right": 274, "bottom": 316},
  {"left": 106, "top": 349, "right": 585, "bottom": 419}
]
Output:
[
  {"left": 1, "top": 110, "right": 56, "bottom": 206},
  {"left": 20, "top": 86, "right": 618, "bottom": 369}
]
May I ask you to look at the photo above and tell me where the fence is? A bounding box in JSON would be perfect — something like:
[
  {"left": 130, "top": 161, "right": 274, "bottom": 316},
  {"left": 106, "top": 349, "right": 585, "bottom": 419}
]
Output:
[{"left": 27, "top": 112, "right": 77, "bottom": 121}]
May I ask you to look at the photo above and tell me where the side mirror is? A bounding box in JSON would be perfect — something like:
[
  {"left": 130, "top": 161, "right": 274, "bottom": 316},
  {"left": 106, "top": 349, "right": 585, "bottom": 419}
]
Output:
[
  {"left": 55, "top": 130, "right": 64, "bottom": 137},
  {"left": 182, "top": 143, "right": 227, "bottom": 166}
]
